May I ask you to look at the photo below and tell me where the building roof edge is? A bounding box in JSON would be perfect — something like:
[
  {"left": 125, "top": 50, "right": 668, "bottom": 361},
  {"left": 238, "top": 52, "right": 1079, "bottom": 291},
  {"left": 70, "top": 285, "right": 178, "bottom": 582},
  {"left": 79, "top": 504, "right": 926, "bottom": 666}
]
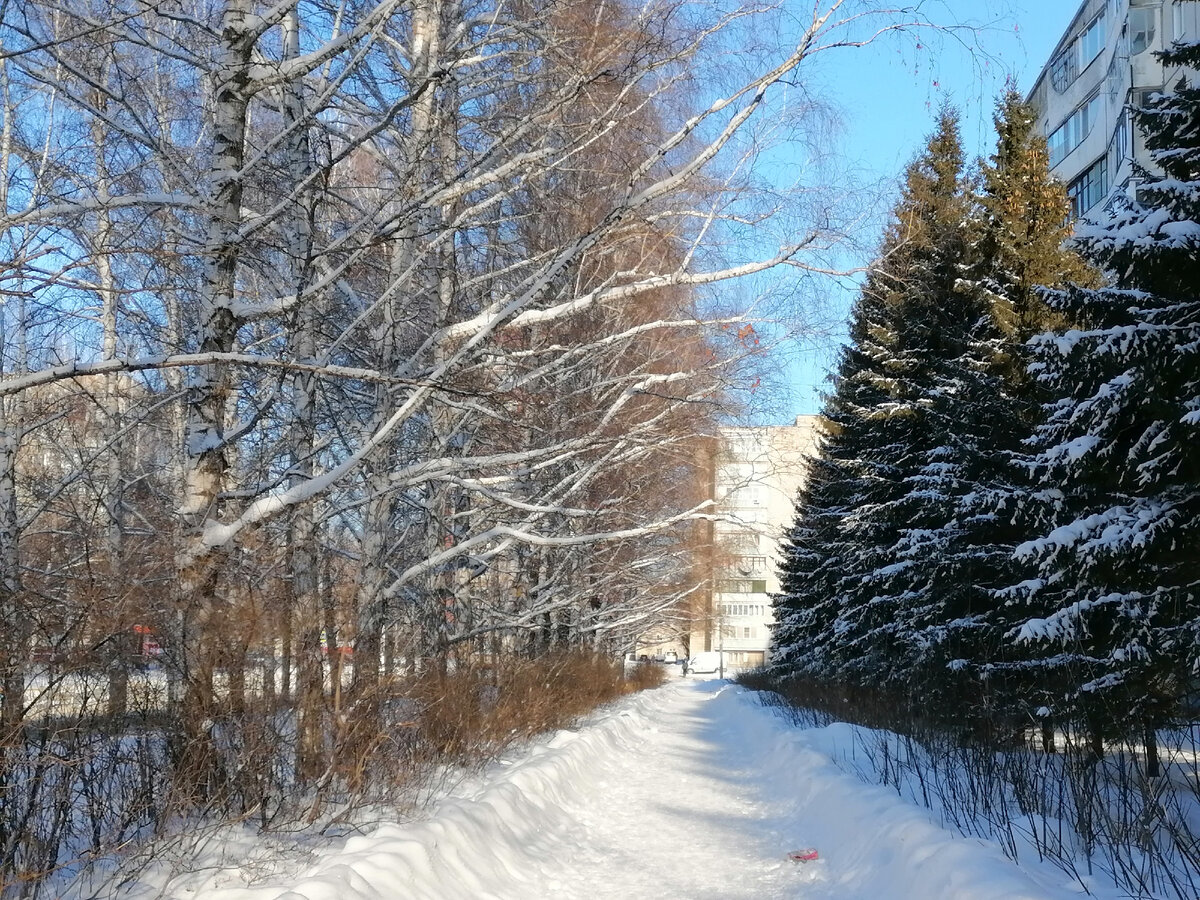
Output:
[{"left": 1026, "top": 0, "right": 1097, "bottom": 105}]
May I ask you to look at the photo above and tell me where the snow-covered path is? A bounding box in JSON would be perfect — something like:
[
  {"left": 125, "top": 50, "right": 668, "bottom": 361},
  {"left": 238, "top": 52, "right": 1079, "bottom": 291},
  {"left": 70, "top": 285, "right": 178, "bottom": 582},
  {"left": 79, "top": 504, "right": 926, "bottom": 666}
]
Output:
[
  {"left": 517, "top": 680, "right": 1088, "bottom": 900},
  {"left": 136, "top": 680, "right": 1112, "bottom": 900},
  {"left": 527, "top": 679, "right": 814, "bottom": 899}
]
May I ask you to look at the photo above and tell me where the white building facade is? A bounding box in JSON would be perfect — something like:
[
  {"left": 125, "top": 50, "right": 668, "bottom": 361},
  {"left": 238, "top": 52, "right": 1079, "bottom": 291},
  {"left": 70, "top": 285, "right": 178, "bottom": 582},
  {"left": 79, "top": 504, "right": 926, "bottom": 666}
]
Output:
[
  {"left": 690, "top": 417, "right": 820, "bottom": 670},
  {"left": 1028, "top": 0, "right": 1199, "bottom": 219}
]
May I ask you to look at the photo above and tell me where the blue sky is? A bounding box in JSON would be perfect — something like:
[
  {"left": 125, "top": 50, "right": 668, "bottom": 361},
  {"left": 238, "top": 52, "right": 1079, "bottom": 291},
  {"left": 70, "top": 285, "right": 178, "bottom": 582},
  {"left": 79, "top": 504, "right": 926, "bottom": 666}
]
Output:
[
  {"left": 767, "top": 0, "right": 1081, "bottom": 420},
  {"left": 832, "top": 1, "right": 1076, "bottom": 182}
]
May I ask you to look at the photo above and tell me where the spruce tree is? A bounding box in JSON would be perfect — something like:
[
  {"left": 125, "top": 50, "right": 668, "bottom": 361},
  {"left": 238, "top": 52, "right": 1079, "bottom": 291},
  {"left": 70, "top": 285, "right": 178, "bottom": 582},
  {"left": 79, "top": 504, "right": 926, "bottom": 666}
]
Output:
[
  {"left": 896, "top": 92, "right": 1092, "bottom": 734},
  {"left": 769, "top": 435, "right": 854, "bottom": 676},
  {"left": 1014, "top": 43, "right": 1200, "bottom": 763},
  {"left": 829, "top": 109, "right": 975, "bottom": 691},
  {"left": 772, "top": 110, "right": 977, "bottom": 695},
  {"left": 977, "top": 90, "right": 1095, "bottom": 349},
  {"left": 879, "top": 290, "right": 1008, "bottom": 726},
  {"left": 772, "top": 99, "right": 1097, "bottom": 736},
  {"left": 770, "top": 278, "right": 904, "bottom": 678},
  {"left": 974, "top": 92, "right": 1096, "bottom": 745}
]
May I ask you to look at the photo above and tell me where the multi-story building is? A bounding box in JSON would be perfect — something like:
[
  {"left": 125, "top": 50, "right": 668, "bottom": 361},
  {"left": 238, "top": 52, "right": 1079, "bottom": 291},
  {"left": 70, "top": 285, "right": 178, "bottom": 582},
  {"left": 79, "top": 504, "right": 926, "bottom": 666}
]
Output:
[
  {"left": 688, "top": 416, "right": 820, "bottom": 671},
  {"left": 1028, "top": 0, "right": 1198, "bottom": 219}
]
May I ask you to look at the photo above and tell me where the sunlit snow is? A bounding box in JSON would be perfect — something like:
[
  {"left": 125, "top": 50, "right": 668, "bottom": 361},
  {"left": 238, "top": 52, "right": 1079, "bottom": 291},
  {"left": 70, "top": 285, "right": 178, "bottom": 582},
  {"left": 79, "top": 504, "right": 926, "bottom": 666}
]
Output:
[{"left": 110, "top": 681, "right": 1113, "bottom": 900}]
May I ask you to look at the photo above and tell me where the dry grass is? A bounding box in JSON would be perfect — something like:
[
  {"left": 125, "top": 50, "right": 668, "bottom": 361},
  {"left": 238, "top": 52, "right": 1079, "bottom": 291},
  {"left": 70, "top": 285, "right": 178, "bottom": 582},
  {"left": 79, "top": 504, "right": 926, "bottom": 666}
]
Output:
[
  {"left": 0, "top": 652, "right": 666, "bottom": 895},
  {"left": 406, "top": 651, "right": 665, "bottom": 764}
]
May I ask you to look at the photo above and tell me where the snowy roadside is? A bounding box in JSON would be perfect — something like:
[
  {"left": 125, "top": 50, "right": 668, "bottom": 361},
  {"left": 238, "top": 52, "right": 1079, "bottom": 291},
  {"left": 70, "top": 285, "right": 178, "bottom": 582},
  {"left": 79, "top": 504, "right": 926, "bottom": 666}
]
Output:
[{"left": 90, "top": 681, "right": 1121, "bottom": 899}]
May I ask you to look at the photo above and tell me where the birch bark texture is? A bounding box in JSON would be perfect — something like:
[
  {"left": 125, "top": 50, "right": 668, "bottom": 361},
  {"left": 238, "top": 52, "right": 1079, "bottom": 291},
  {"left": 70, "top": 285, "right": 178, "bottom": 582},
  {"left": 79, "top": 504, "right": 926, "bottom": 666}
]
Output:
[{"left": 0, "top": 0, "right": 954, "bottom": 833}]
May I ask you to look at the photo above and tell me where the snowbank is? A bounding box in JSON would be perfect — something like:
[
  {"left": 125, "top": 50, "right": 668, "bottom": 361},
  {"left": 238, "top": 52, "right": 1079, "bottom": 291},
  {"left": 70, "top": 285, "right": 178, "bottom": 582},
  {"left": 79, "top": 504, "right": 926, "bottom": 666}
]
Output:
[
  {"left": 705, "top": 687, "right": 1110, "bottom": 899},
  {"left": 99, "top": 682, "right": 1114, "bottom": 899}
]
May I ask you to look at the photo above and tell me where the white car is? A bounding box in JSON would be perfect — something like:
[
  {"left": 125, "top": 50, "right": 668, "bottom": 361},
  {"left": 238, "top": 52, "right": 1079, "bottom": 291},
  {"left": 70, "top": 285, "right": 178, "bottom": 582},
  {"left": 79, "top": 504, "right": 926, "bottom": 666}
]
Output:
[{"left": 687, "top": 651, "right": 723, "bottom": 675}]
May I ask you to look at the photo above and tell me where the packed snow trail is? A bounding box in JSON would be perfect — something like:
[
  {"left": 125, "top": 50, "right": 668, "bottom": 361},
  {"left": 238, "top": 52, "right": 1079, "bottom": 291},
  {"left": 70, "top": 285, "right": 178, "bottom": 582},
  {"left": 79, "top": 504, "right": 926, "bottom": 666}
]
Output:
[
  {"left": 132, "top": 680, "right": 1112, "bottom": 900},
  {"left": 526, "top": 679, "right": 817, "bottom": 899},
  {"left": 510, "top": 681, "right": 1091, "bottom": 900}
]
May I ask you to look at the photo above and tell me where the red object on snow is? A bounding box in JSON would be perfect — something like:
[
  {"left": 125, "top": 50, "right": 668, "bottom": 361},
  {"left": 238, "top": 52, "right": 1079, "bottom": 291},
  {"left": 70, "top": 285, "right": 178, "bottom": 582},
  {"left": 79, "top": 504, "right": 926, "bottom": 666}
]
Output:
[{"left": 788, "top": 848, "right": 819, "bottom": 863}]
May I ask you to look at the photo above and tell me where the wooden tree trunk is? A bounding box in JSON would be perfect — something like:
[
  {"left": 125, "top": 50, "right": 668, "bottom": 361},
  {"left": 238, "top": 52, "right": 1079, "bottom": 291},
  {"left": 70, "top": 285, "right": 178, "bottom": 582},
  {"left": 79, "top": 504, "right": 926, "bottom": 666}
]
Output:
[
  {"left": 93, "top": 94, "right": 131, "bottom": 723},
  {"left": 278, "top": 1, "right": 328, "bottom": 785},
  {"left": 0, "top": 298, "right": 30, "bottom": 880},
  {"left": 352, "top": 0, "right": 458, "bottom": 705},
  {"left": 280, "top": 607, "right": 293, "bottom": 704},
  {"left": 176, "top": 0, "right": 253, "bottom": 797},
  {"left": 1144, "top": 721, "right": 1160, "bottom": 779},
  {"left": 0, "top": 426, "right": 24, "bottom": 740},
  {"left": 1041, "top": 719, "right": 1056, "bottom": 754}
]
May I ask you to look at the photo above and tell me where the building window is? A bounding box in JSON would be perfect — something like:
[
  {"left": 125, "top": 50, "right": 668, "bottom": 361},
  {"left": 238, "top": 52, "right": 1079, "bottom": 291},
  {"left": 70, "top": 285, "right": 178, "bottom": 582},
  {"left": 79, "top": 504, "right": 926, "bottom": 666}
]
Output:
[
  {"left": 1108, "top": 112, "right": 1129, "bottom": 183},
  {"left": 1048, "top": 94, "right": 1102, "bottom": 167},
  {"left": 717, "top": 579, "right": 767, "bottom": 594},
  {"left": 1079, "top": 10, "right": 1106, "bottom": 65},
  {"left": 1130, "top": 5, "right": 1157, "bottom": 55},
  {"left": 1134, "top": 87, "right": 1163, "bottom": 111},
  {"left": 1105, "top": 51, "right": 1124, "bottom": 102},
  {"left": 1051, "top": 9, "right": 1106, "bottom": 93},
  {"left": 735, "top": 556, "right": 768, "bottom": 575},
  {"left": 1050, "top": 46, "right": 1079, "bottom": 94},
  {"left": 1068, "top": 157, "right": 1110, "bottom": 218},
  {"left": 725, "top": 483, "right": 762, "bottom": 507},
  {"left": 743, "top": 626, "right": 753, "bottom": 639}
]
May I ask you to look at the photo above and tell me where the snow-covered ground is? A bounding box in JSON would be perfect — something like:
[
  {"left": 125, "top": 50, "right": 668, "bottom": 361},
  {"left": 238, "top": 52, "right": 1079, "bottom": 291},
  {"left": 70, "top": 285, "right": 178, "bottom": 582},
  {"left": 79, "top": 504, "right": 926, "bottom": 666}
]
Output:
[{"left": 105, "top": 680, "right": 1122, "bottom": 899}]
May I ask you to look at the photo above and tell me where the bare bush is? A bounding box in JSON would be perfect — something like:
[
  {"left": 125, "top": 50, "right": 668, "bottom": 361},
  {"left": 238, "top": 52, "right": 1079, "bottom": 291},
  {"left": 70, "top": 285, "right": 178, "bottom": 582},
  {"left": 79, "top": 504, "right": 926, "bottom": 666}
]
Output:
[
  {"left": 0, "top": 0, "right": 969, "bottom": 892},
  {"left": 742, "top": 673, "right": 1200, "bottom": 899}
]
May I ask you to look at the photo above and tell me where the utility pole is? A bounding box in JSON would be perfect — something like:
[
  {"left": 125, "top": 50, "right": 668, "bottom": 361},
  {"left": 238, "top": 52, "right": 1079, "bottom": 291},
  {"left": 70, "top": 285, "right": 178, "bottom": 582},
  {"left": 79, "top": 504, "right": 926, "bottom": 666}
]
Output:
[{"left": 718, "top": 616, "right": 724, "bottom": 679}]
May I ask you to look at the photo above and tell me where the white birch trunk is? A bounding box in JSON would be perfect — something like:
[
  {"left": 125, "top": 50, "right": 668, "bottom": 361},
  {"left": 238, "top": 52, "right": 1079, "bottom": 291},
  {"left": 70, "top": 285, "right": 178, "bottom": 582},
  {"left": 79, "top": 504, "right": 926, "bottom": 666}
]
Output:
[
  {"left": 353, "top": 0, "right": 449, "bottom": 688},
  {"left": 278, "top": 2, "right": 326, "bottom": 780},
  {"left": 0, "top": 414, "right": 22, "bottom": 736},
  {"left": 0, "top": 50, "right": 28, "bottom": 745},
  {"left": 176, "top": 0, "right": 254, "bottom": 780},
  {"left": 88, "top": 84, "right": 132, "bottom": 720},
  {"left": 419, "top": 0, "right": 463, "bottom": 666}
]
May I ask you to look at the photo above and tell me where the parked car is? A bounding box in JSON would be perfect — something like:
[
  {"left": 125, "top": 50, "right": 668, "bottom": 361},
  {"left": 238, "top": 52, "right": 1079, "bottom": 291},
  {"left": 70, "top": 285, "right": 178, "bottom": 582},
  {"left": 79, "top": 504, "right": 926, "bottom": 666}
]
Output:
[{"left": 686, "top": 651, "right": 723, "bottom": 676}]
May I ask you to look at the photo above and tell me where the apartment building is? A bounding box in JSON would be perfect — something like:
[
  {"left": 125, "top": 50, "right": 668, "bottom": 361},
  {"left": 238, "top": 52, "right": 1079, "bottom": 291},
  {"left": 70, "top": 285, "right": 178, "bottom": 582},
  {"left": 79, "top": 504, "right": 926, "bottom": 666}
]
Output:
[
  {"left": 688, "top": 417, "right": 820, "bottom": 671},
  {"left": 1028, "top": 0, "right": 1199, "bottom": 219}
]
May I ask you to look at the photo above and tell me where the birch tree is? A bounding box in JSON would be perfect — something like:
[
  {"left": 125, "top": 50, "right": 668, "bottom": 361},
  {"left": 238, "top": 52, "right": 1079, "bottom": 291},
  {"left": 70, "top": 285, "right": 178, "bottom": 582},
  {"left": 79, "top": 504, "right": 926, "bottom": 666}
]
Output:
[{"left": 0, "top": 0, "right": 974, "bottom": 819}]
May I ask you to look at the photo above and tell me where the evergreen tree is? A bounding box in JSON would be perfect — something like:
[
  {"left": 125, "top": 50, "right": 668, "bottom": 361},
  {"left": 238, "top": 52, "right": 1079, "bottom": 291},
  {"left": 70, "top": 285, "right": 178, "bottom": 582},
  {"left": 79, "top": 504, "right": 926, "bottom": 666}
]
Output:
[
  {"left": 1013, "top": 42, "right": 1200, "bottom": 762},
  {"left": 895, "top": 92, "right": 1092, "bottom": 733},
  {"left": 772, "top": 98, "right": 1096, "bottom": 735},
  {"left": 829, "top": 109, "right": 975, "bottom": 691},
  {"left": 973, "top": 92, "right": 1096, "bottom": 745},
  {"left": 770, "top": 276, "right": 904, "bottom": 678},
  {"left": 769, "top": 435, "right": 854, "bottom": 676},
  {"left": 977, "top": 90, "right": 1095, "bottom": 350},
  {"left": 772, "top": 110, "right": 976, "bottom": 694},
  {"left": 879, "top": 293, "right": 1008, "bottom": 724}
]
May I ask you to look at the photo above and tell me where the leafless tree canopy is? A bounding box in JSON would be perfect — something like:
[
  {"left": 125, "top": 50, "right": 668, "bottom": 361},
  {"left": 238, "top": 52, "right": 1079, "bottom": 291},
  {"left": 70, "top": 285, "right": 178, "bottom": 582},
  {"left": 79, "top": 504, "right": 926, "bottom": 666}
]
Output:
[{"left": 0, "top": 0, "right": 952, "bottom": 891}]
